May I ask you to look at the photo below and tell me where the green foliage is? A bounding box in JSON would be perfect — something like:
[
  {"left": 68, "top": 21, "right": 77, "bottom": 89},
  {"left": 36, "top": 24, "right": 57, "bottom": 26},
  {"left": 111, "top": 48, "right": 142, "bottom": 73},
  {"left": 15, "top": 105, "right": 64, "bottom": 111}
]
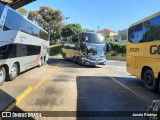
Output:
[
  {"left": 49, "top": 45, "right": 62, "bottom": 56},
  {"left": 119, "top": 43, "right": 126, "bottom": 53},
  {"left": 83, "top": 28, "right": 95, "bottom": 32},
  {"left": 28, "top": 6, "right": 64, "bottom": 43},
  {"left": 18, "top": 8, "right": 28, "bottom": 16},
  {"left": 108, "top": 41, "right": 126, "bottom": 53},
  {"left": 108, "top": 51, "right": 118, "bottom": 56},
  {"left": 109, "top": 40, "right": 118, "bottom": 48},
  {"left": 61, "top": 24, "right": 83, "bottom": 37}
]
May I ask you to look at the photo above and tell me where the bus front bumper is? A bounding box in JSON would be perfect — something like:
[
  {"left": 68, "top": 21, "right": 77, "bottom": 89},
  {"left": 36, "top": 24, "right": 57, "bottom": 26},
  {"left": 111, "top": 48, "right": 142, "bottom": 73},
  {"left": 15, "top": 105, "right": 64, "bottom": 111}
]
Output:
[{"left": 82, "top": 58, "right": 106, "bottom": 66}]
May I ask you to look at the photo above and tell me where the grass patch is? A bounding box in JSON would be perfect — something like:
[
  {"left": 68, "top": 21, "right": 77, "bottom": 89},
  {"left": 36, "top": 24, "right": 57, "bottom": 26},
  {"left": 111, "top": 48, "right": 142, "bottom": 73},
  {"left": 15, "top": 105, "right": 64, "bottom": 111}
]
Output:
[
  {"left": 49, "top": 44, "right": 62, "bottom": 56},
  {"left": 106, "top": 51, "right": 126, "bottom": 61}
]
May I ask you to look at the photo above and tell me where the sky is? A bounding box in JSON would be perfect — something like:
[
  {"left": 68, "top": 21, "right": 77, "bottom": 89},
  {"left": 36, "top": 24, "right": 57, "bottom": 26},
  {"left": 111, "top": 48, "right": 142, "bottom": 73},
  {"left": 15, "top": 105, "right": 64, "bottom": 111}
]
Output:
[{"left": 24, "top": 0, "right": 160, "bottom": 32}]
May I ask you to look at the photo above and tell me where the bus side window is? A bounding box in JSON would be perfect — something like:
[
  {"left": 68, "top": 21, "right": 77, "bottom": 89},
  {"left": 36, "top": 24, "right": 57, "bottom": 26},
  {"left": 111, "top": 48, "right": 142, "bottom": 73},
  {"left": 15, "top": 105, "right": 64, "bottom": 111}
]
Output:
[
  {"left": 79, "top": 33, "right": 85, "bottom": 42},
  {"left": 128, "top": 27, "right": 137, "bottom": 43},
  {"left": 34, "top": 46, "right": 41, "bottom": 55},
  {"left": 27, "top": 45, "right": 34, "bottom": 56},
  {"left": 72, "top": 35, "right": 78, "bottom": 42},
  {"left": 0, "top": 45, "right": 8, "bottom": 52},
  {"left": 39, "top": 30, "right": 49, "bottom": 40},
  {"left": 3, "top": 10, "right": 22, "bottom": 31}
]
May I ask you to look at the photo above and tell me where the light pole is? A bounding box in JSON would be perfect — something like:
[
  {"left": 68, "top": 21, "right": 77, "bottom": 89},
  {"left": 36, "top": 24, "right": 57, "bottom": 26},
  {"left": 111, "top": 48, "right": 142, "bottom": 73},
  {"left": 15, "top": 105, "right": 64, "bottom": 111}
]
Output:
[{"left": 65, "top": 17, "right": 70, "bottom": 25}]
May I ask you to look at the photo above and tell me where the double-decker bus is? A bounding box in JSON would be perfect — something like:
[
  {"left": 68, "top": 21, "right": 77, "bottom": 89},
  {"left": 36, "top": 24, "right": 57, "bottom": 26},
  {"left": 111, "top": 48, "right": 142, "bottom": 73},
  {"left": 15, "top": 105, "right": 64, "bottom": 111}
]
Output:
[
  {"left": 61, "top": 32, "right": 106, "bottom": 66},
  {"left": 127, "top": 12, "right": 160, "bottom": 92},
  {"left": 0, "top": 3, "right": 49, "bottom": 85}
]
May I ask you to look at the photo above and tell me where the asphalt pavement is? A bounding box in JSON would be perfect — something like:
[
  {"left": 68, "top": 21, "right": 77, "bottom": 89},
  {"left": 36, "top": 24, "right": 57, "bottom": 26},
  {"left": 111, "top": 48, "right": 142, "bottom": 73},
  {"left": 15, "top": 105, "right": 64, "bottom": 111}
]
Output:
[{"left": 0, "top": 57, "right": 160, "bottom": 120}]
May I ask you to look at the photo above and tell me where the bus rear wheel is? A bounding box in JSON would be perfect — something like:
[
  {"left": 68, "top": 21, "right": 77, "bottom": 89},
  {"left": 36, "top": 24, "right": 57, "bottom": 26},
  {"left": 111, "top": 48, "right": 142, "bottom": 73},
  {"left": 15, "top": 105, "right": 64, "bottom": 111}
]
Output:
[
  {"left": 73, "top": 56, "right": 77, "bottom": 63},
  {"left": 0, "top": 67, "right": 6, "bottom": 86},
  {"left": 143, "top": 69, "right": 158, "bottom": 92},
  {"left": 77, "top": 57, "right": 83, "bottom": 65},
  {"left": 7, "top": 63, "right": 18, "bottom": 81}
]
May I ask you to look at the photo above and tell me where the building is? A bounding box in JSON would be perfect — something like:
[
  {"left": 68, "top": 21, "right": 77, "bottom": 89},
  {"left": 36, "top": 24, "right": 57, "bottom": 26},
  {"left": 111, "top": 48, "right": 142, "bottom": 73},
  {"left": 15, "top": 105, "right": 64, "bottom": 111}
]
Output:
[
  {"left": 117, "top": 29, "right": 128, "bottom": 45},
  {"left": 97, "top": 29, "right": 118, "bottom": 41}
]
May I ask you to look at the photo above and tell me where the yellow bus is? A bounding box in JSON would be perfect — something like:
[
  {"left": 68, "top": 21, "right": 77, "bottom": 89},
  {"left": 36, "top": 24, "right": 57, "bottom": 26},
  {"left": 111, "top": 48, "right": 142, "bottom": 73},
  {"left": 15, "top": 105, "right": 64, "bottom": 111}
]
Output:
[{"left": 127, "top": 12, "right": 160, "bottom": 92}]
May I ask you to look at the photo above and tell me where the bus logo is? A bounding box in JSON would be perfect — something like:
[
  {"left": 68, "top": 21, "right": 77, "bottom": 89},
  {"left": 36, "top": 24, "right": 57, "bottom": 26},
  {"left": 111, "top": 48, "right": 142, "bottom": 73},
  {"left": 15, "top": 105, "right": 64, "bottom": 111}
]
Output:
[{"left": 150, "top": 45, "right": 160, "bottom": 54}]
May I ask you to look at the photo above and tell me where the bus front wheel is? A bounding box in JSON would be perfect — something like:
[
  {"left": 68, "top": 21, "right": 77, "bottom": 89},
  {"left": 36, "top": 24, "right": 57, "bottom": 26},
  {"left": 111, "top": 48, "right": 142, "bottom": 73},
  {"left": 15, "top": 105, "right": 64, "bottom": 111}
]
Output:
[
  {"left": 0, "top": 67, "right": 6, "bottom": 86},
  {"left": 143, "top": 69, "right": 158, "bottom": 92},
  {"left": 7, "top": 63, "right": 18, "bottom": 81}
]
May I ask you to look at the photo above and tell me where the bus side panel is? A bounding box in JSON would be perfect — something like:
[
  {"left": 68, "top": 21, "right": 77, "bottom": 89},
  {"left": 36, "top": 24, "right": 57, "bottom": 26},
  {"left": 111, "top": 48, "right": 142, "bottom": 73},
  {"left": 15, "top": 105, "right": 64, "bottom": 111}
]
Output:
[
  {"left": 156, "top": 58, "right": 160, "bottom": 79},
  {"left": 126, "top": 55, "right": 136, "bottom": 76},
  {"left": 135, "top": 57, "right": 158, "bottom": 79}
]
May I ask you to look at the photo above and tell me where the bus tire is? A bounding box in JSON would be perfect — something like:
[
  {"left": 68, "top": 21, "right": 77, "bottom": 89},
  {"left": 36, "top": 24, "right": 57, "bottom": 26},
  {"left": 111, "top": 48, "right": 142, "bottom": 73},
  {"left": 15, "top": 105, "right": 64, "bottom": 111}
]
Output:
[
  {"left": 76, "top": 57, "right": 79, "bottom": 64},
  {"left": 7, "top": 63, "right": 18, "bottom": 81},
  {"left": 77, "top": 57, "right": 82, "bottom": 65},
  {"left": 73, "top": 56, "right": 77, "bottom": 63},
  {"left": 0, "top": 67, "right": 6, "bottom": 86},
  {"left": 143, "top": 69, "right": 158, "bottom": 92}
]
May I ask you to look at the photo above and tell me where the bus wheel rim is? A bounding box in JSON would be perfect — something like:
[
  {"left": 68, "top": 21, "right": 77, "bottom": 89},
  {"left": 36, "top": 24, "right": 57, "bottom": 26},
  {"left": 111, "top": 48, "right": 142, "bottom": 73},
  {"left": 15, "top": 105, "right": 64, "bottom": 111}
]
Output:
[
  {"left": 145, "top": 74, "right": 153, "bottom": 85},
  {"left": 0, "top": 70, "right": 4, "bottom": 82},
  {"left": 11, "top": 66, "right": 17, "bottom": 77}
]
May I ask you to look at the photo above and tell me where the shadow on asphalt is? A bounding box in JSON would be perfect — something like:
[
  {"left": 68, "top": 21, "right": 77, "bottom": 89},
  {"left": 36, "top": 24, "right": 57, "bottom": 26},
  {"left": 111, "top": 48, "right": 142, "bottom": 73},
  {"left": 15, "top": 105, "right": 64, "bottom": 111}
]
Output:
[
  {"left": 47, "top": 58, "right": 101, "bottom": 68},
  {"left": 0, "top": 89, "right": 34, "bottom": 120},
  {"left": 76, "top": 76, "right": 150, "bottom": 120},
  {"left": 112, "top": 77, "right": 160, "bottom": 96}
]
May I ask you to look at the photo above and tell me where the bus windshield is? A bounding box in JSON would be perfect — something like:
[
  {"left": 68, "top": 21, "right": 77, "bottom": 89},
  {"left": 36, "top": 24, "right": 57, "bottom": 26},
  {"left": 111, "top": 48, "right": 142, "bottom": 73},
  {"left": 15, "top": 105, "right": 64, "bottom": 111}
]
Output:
[
  {"left": 87, "top": 46, "right": 105, "bottom": 56},
  {"left": 0, "top": 3, "right": 4, "bottom": 18},
  {"left": 85, "top": 33, "right": 105, "bottom": 44}
]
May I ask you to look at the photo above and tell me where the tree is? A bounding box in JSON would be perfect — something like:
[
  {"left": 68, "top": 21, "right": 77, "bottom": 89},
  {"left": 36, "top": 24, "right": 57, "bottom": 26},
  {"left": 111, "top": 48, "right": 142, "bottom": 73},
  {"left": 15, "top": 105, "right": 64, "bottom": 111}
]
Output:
[
  {"left": 83, "top": 28, "right": 95, "bottom": 32},
  {"left": 18, "top": 8, "right": 28, "bottom": 16},
  {"left": 28, "top": 6, "right": 64, "bottom": 44},
  {"left": 61, "top": 24, "right": 83, "bottom": 38}
]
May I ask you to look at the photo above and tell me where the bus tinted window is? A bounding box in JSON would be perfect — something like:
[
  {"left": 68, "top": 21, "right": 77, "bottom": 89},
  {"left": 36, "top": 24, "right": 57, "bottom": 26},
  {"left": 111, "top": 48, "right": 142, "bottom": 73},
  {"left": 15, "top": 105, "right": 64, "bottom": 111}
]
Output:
[
  {"left": 3, "top": 10, "right": 22, "bottom": 31},
  {"left": 129, "top": 15, "right": 160, "bottom": 43},
  {"left": 3, "top": 9, "right": 48, "bottom": 41},
  {"left": 79, "top": 33, "right": 85, "bottom": 42},
  {"left": 39, "top": 30, "right": 49, "bottom": 40},
  {"left": 0, "top": 3, "right": 4, "bottom": 18},
  {"left": 72, "top": 35, "right": 78, "bottom": 42},
  {"left": 20, "top": 19, "right": 39, "bottom": 37},
  {"left": 0, "top": 45, "right": 8, "bottom": 52},
  {"left": 85, "top": 33, "right": 105, "bottom": 44},
  {"left": 34, "top": 46, "right": 41, "bottom": 55}
]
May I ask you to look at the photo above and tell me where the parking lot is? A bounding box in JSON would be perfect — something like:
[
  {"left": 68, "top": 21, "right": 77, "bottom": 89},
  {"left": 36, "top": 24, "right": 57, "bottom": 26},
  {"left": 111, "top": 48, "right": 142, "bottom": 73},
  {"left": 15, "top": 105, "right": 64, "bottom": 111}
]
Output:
[{"left": 0, "top": 56, "right": 160, "bottom": 120}]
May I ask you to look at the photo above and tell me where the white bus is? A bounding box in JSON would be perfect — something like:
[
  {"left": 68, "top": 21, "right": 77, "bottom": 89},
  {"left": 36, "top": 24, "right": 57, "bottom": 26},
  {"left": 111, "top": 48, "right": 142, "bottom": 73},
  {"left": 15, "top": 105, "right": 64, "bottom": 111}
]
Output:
[{"left": 0, "top": 3, "right": 49, "bottom": 85}]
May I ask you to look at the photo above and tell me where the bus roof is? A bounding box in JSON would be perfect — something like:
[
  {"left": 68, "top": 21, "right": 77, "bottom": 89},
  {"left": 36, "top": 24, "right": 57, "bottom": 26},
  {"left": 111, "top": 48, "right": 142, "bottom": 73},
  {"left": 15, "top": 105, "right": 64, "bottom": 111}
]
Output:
[
  {"left": 5, "top": 3, "right": 48, "bottom": 34},
  {"left": 130, "top": 11, "right": 160, "bottom": 28}
]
